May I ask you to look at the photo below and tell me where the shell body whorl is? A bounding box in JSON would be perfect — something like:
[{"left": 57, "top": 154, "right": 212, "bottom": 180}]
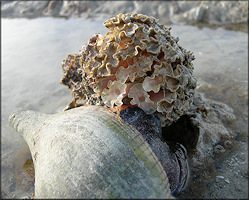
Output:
[{"left": 8, "top": 106, "right": 173, "bottom": 199}]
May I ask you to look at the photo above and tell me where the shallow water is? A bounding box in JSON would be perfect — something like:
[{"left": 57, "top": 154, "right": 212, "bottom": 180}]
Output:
[{"left": 1, "top": 17, "right": 248, "bottom": 198}]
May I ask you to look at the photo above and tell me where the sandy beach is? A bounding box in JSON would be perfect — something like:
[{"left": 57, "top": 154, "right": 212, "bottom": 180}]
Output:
[{"left": 1, "top": 1, "right": 248, "bottom": 199}]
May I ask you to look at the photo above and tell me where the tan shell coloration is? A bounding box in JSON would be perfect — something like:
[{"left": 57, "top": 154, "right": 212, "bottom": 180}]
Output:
[{"left": 61, "top": 13, "right": 197, "bottom": 126}]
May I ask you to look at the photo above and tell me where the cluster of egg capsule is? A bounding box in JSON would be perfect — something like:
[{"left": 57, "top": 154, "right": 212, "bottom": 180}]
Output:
[{"left": 61, "top": 13, "right": 197, "bottom": 126}]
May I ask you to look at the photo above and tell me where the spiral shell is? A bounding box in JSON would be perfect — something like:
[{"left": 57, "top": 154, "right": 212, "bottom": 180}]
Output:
[
  {"left": 8, "top": 106, "right": 173, "bottom": 199},
  {"left": 61, "top": 13, "right": 197, "bottom": 126}
]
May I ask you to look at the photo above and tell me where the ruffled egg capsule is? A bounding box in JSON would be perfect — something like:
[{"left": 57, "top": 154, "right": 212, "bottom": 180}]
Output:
[{"left": 61, "top": 13, "right": 197, "bottom": 126}]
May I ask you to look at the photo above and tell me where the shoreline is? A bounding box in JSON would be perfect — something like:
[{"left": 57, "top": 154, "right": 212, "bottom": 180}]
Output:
[
  {"left": 1, "top": 1, "right": 248, "bottom": 32},
  {"left": 1, "top": 3, "right": 248, "bottom": 199}
]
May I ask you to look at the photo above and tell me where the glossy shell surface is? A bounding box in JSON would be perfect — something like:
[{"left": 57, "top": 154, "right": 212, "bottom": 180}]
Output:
[
  {"left": 8, "top": 106, "right": 173, "bottom": 199},
  {"left": 61, "top": 13, "right": 197, "bottom": 126}
]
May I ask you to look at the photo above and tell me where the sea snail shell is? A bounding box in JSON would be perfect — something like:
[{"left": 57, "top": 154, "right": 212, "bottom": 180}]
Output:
[{"left": 9, "top": 106, "right": 174, "bottom": 199}]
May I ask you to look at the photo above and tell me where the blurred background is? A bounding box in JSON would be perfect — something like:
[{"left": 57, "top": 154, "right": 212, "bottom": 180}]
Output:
[
  {"left": 1, "top": 1, "right": 248, "bottom": 199},
  {"left": 2, "top": 0, "right": 248, "bottom": 32}
]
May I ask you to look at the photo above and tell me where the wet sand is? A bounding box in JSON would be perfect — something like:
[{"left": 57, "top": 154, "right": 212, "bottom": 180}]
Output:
[{"left": 1, "top": 17, "right": 248, "bottom": 199}]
